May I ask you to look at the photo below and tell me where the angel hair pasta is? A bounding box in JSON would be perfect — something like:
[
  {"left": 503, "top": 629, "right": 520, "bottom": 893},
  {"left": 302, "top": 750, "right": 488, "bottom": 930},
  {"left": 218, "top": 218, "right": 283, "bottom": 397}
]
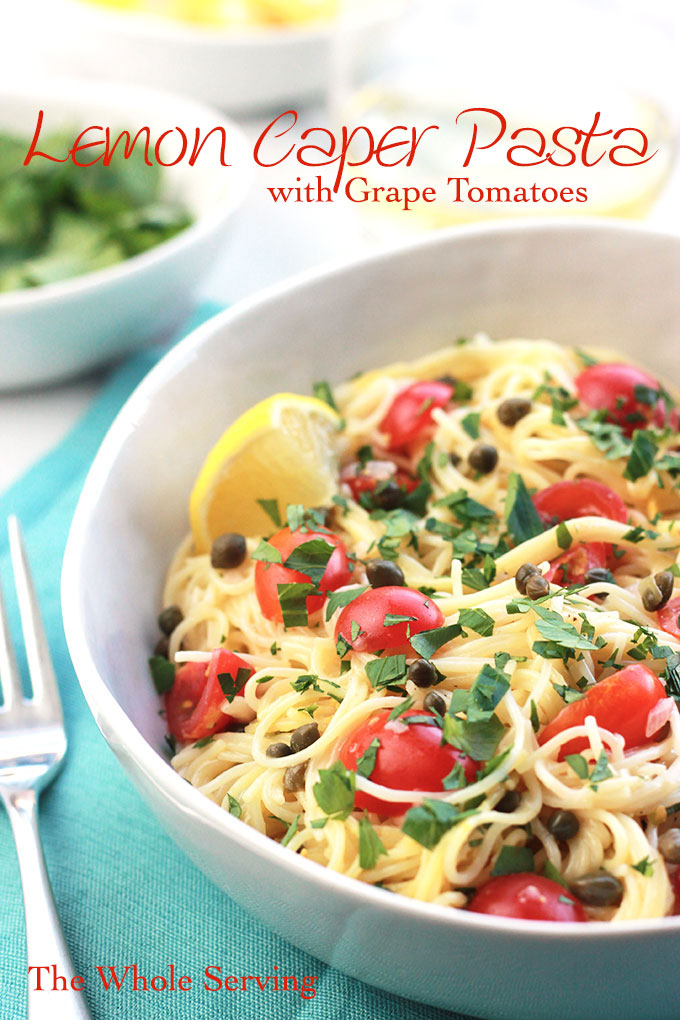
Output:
[{"left": 149, "top": 336, "right": 680, "bottom": 923}]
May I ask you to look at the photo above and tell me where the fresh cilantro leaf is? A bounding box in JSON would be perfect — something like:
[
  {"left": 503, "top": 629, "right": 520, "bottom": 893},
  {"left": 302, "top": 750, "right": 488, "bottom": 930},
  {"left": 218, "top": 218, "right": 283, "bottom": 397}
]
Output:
[
  {"left": 218, "top": 667, "right": 251, "bottom": 703},
  {"left": 402, "top": 799, "right": 480, "bottom": 849},
  {"left": 504, "top": 472, "right": 544, "bottom": 543},
  {"left": 313, "top": 761, "right": 355, "bottom": 819},
  {"left": 149, "top": 655, "right": 175, "bottom": 695},
  {"left": 358, "top": 814, "right": 388, "bottom": 869},
  {"left": 458, "top": 607, "right": 495, "bottom": 637},
  {"left": 491, "top": 845, "right": 534, "bottom": 876},
  {"left": 277, "top": 581, "right": 317, "bottom": 628},
  {"left": 256, "top": 498, "right": 281, "bottom": 527},
  {"left": 409, "top": 623, "right": 463, "bottom": 660},
  {"left": 356, "top": 737, "right": 380, "bottom": 779}
]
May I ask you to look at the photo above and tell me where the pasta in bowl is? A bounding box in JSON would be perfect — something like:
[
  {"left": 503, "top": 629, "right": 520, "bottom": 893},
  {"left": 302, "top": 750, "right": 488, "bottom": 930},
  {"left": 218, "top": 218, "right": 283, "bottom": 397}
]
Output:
[{"left": 151, "top": 336, "right": 680, "bottom": 924}]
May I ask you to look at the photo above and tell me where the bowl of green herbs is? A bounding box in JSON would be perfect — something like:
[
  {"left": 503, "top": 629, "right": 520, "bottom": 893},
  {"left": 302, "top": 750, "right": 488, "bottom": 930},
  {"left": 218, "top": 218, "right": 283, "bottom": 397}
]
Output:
[{"left": 0, "top": 77, "right": 251, "bottom": 390}]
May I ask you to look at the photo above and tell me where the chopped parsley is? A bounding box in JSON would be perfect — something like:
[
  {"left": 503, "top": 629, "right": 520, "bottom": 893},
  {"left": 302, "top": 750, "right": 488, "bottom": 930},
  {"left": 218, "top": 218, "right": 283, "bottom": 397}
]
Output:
[
  {"left": 358, "top": 814, "right": 388, "bottom": 869},
  {"left": 623, "top": 430, "right": 658, "bottom": 481},
  {"left": 325, "top": 585, "right": 369, "bottom": 621},
  {"left": 491, "top": 845, "right": 534, "bottom": 876},
  {"left": 312, "top": 380, "right": 339, "bottom": 413},
  {"left": 402, "top": 799, "right": 480, "bottom": 850},
  {"left": 504, "top": 472, "right": 544, "bottom": 544},
  {"left": 149, "top": 655, "right": 175, "bottom": 695},
  {"left": 461, "top": 411, "right": 481, "bottom": 438},
  {"left": 313, "top": 761, "right": 355, "bottom": 819},
  {"left": 556, "top": 521, "right": 572, "bottom": 550},
  {"left": 251, "top": 538, "right": 283, "bottom": 565},
  {"left": 632, "top": 856, "right": 654, "bottom": 877},
  {"left": 283, "top": 537, "right": 335, "bottom": 584},
  {"left": 277, "top": 581, "right": 317, "bottom": 628},
  {"left": 218, "top": 667, "right": 251, "bottom": 702},
  {"left": 356, "top": 738, "right": 380, "bottom": 778},
  {"left": 458, "top": 607, "right": 495, "bottom": 637},
  {"left": 281, "top": 814, "right": 300, "bottom": 847},
  {"left": 226, "top": 794, "right": 242, "bottom": 818},
  {"left": 256, "top": 498, "right": 281, "bottom": 527},
  {"left": 409, "top": 623, "right": 463, "bottom": 660},
  {"left": 365, "top": 654, "right": 407, "bottom": 690}
]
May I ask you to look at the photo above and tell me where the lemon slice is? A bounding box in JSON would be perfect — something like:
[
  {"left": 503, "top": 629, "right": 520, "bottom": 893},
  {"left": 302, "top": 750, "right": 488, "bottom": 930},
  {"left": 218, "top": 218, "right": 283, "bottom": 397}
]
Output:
[{"left": 189, "top": 394, "right": 342, "bottom": 550}]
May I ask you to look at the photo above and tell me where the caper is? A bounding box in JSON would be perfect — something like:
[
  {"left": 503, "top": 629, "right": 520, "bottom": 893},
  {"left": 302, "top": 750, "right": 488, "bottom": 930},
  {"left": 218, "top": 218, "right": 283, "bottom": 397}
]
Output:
[
  {"left": 266, "top": 742, "right": 293, "bottom": 759},
  {"left": 546, "top": 809, "right": 580, "bottom": 841},
  {"left": 289, "top": 722, "right": 319, "bottom": 753},
  {"left": 526, "top": 573, "right": 550, "bottom": 600},
  {"left": 658, "top": 827, "right": 680, "bottom": 864},
  {"left": 468, "top": 443, "right": 498, "bottom": 475},
  {"left": 496, "top": 789, "right": 521, "bottom": 813},
  {"left": 367, "top": 559, "right": 405, "bottom": 588},
  {"left": 283, "top": 763, "right": 308, "bottom": 792},
  {"left": 373, "top": 479, "right": 406, "bottom": 511},
  {"left": 570, "top": 871, "right": 623, "bottom": 907},
  {"left": 449, "top": 452, "right": 462, "bottom": 468},
  {"left": 211, "top": 532, "right": 247, "bottom": 569},
  {"left": 154, "top": 635, "right": 170, "bottom": 659},
  {"left": 640, "top": 570, "right": 675, "bottom": 612},
  {"left": 584, "top": 568, "right": 614, "bottom": 586},
  {"left": 158, "top": 605, "right": 183, "bottom": 635},
  {"left": 423, "top": 690, "right": 446, "bottom": 715},
  {"left": 497, "top": 396, "right": 532, "bottom": 427},
  {"left": 408, "top": 659, "right": 438, "bottom": 689},
  {"left": 515, "top": 562, "right": 540, "bottom": 595}
]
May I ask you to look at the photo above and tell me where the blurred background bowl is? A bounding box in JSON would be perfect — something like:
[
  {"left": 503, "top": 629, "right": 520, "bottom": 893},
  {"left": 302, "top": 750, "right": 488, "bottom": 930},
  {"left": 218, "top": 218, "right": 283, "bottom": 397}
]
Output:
[
  {"left": 32, "top": 0, "right": 407, "bottom": 115},
  {"left": 0, "top": 76, "right": 251, "bottom": 391}
]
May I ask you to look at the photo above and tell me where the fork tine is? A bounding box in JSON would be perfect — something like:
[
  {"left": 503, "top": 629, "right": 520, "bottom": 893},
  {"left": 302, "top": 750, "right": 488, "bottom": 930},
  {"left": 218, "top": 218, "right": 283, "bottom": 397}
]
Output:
[
  {"left": 0, "top": 555, "right": 23, "bottom": 711},
  {"left": 8, "top": 517, "right": 63, "bottom": 721}
]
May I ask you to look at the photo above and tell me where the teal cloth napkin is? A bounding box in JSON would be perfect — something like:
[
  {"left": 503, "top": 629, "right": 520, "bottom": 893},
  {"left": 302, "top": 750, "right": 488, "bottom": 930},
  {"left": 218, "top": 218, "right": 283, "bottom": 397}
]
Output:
[{"left": 0, "top": 306, "right": 476, "bottom": 1020}]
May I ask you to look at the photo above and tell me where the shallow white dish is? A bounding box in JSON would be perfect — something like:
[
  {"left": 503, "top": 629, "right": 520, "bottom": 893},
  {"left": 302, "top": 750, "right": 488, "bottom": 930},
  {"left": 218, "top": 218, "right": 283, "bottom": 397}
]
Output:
[
  {"left": 63, "top": 221, "right": 680, "bottom": 1020},
  {"left": 0, "top": 76, "right": 251, "bottom": 390},
  {"left": 35, "top": 0, "right": 405, "bottom": 115}
]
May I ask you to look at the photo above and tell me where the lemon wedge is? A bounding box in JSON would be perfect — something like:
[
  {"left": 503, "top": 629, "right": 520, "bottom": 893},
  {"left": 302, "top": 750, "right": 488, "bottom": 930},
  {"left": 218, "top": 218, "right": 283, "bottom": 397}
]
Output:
[{"left": 189, "top": 394, "right": 342, "bottom": 550}]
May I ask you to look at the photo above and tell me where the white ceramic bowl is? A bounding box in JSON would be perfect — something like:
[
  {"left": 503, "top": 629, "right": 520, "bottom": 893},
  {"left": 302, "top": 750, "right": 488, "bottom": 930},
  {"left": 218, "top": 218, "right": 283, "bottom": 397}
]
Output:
[
  {"left": 0, "top": 76, "right": 251, "bottom": 390},
  {"left": 35, "top": 0, "right": 406, "bottom": 115},
  {"left": 63, "top": 221, "right": 680, "bottom": 1020}
]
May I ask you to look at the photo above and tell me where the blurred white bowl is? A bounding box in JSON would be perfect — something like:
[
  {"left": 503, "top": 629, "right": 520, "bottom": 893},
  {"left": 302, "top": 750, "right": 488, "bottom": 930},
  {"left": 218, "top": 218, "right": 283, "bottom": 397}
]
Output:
[
  {"left": 0, "top": 76, "right": 251, "bottom": 390},
  {"left": 34, "top": 0, "right": 406, "bottom": 115},
  {"left": 63, "top": 221, "right": 680, "bottom": 1020}
]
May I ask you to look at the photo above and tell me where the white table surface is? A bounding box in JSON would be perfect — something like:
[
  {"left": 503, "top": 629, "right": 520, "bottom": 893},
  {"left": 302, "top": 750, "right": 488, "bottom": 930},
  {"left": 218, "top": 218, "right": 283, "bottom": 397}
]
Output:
[{"left": 2, "top": 1, "right": 680, "bottom": 495}]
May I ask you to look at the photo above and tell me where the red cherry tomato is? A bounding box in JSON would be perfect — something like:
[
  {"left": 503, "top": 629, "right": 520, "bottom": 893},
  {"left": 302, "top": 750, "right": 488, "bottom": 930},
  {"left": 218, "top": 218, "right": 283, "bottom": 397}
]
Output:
[
  {"left": 342, "top": 462, "right": 418, "bottom": 505},
  {"left": 575, "top": 362, "right": 677, "bottom": 436},
  {"left": 339, "top": 708, "right": 480, "bottom": 818},
  {"left": 380, "top": 380, "right": 454, "bottom": 451},
  {"left": 468, "top": 874, "right": 586, "bottom": 922},
  {"left": 658, "top": 597, "right": 680, "bottom": 640},
  {"left": 532, "top": 479, "right": 627, "bottom": 528},
  {"left": 538, "top": 663, "right": 667, "bottom": 758},
  {"left": 165, "top": 649, "right": 253, "bottom": 743},
  {"left": 335, "top": 586, "right": 444, "bottom": 656},
  {"left": 544, "top": 542, "right": 608, "bottom": 587},
  {"left": 254, "top": 527, "right": 353, "bottom": 623}
]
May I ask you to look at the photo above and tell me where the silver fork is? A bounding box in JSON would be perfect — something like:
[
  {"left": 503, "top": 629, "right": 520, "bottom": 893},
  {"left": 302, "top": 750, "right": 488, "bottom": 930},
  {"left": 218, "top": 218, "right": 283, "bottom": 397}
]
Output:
[{"left": 0, "top": 517, "right": 92, "bottom": 1020}]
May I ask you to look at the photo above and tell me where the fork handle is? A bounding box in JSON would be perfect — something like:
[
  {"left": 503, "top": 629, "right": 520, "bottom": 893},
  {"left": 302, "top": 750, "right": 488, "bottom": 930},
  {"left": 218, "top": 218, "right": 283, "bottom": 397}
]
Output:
[{"left": 4, "top": 788, "right": 93, "bottom": 1020}]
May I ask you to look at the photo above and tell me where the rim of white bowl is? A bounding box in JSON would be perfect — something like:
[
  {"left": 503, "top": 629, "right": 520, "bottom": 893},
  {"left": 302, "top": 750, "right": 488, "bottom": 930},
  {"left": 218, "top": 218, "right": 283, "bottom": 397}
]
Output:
[
  {"left": 63, "top": 216, "right": 680, "bottom": 939},
  {"left": 58, "top": 0, "right": 408, "bottom": 46},
  {"left": 0, "top": 75, "right": 253, "bottom": 311}
]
